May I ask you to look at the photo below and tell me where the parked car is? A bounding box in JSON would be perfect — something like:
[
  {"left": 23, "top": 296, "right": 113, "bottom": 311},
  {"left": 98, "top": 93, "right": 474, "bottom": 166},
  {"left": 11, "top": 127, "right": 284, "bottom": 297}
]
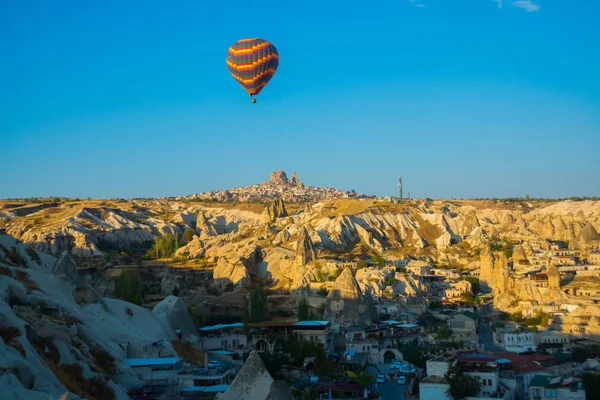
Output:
[
  {"left": 207, "top": 361, "right": 222, "bottom": 369},
  {"left": 398, "top": 365, "right": 416, "bottom": 374},
  {"left": 391, "top": 360, "right": 406, "bottom": 369},
  {"left": 376, "top": 374, "right": 386, "bottom": 383},
  {"left": 397, "top": 375, "right": 407, "bottom": 385}
]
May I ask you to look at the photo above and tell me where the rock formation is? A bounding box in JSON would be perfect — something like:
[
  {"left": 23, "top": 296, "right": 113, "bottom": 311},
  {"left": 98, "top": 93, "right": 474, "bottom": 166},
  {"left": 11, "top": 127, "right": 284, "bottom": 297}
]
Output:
[
  {"left": 174, "top": 235, "right": 206, "bottom": 259},
  {"left": 512, "top": 244, "right": 527, "bottom": 262},
  {"left": 289, "top": 172, "right": 303, "bottom": 187},
  {"left": 196, "top": 211, "right": 217, "bottom": 237},
  {"left": 268, "top": 170, "right": 289, "bottom": 185},
  {"left": 295, "top": 227, "right": 317, "bottom": 266},
  {"left": 151, "top": 295, "right": 199, "bottom": 341},
  {"left": 262, "top": 200, "right": 288, "bottom": 223},
  {"left": 215, "top": 350, "right": 292, "bottom": 400},
  {"left": 479, "top": 244, "right": 495, "bottom": 290},
  {"left": 325, "top": 268, "right": 373, "bottom": 327}
]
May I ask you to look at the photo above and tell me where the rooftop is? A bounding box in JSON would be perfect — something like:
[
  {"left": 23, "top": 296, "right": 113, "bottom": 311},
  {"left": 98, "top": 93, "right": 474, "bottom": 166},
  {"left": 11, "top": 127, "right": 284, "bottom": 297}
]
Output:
[
  {"left": 529, "top": 375, "right": 584, "bottom": 390},
  {"left": 293, "top": 320, "right": 330, "bottom": 327},
  {"left": 456, "top": 311, "right": 478, "bottom": 321},
  {"left": 125, "top": 357, "right": 182, "bottom": 367},
  {"left": 199, "top": 322, "right": 244, "bottom": 332}
]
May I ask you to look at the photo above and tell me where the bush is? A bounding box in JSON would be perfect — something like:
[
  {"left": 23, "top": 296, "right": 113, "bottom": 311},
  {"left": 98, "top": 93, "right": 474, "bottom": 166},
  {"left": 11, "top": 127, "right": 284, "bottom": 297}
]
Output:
[{"left": 384, "top": 277, "right": 395, "bottom": 287}]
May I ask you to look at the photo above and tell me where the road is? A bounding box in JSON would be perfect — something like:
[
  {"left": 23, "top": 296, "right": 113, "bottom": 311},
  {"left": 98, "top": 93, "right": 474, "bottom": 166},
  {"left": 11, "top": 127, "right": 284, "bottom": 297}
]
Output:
[
  {"left": 367, "top": 363, "right": 407, "bottom": 400},
  {"left": 477, "top": 301, "right": 504, "bottom": 352}
]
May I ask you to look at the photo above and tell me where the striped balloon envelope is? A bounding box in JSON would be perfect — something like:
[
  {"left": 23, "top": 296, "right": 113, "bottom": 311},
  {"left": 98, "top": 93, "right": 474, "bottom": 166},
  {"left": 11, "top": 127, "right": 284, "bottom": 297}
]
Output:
[{"left": 226, "top": 38, "right": 279, "bottom": 103}]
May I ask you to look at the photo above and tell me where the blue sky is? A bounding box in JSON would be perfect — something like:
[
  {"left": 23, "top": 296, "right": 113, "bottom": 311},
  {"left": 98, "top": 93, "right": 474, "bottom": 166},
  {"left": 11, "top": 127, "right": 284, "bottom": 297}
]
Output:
[{"left": 1, "top": 0, "right": 599, "bottom": 199}]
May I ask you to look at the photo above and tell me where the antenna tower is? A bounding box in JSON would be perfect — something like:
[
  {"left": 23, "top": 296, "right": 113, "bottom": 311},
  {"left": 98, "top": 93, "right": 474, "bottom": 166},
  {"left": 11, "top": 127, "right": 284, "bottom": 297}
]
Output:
[{"left": 398, "top": 176, "right": 403, "bottom": 201}]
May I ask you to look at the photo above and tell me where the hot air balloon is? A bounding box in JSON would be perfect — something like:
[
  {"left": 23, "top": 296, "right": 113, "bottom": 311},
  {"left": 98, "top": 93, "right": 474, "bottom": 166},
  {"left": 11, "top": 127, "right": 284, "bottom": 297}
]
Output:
[{"left": 226, "top": 38, "right": 279, "bottom": 103}]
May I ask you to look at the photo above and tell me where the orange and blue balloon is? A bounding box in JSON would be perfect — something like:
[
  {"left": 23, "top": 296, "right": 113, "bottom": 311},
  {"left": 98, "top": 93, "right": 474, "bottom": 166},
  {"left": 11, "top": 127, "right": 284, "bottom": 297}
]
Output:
[{"left": 226, "top": 38, "right": 279, "bottom": 103}]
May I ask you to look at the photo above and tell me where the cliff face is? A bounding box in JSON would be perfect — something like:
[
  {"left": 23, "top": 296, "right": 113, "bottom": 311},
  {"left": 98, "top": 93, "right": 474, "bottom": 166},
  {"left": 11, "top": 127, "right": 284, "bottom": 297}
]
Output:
[{"left": 0, "top": 232, "right": 184, "bottom": 400}]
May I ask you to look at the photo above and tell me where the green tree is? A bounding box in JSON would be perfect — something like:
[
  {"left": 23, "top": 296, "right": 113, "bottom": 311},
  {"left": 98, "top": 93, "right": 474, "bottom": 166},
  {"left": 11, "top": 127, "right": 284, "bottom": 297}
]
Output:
[
  {"left": 429, "top": 300, "right": 442, "bottom": 310},
  {"left": 445, "top": 364, "right": 482, "bottom": 400},
  {"left": 371, "top": 255, "right": 386, "bottom": 267},
  {"left": 182, "top": 228, "right": 196, "bottom": 244},
  {"left": 243, "top": 284, "right": 268, "bottom": 323},
  {"left": 400, "top": 343, "right": 427, "bottom": 369},
  {"left": 437, "top": 325, "right": 452, "bottom": 340},
  {"left": 583, "top": 372, "right": 600, "bottom": 399},
  {"left": 384, "top": 277, "right": 395, "bottom": 287},
  {"left": 115, "top": 270, "right": 143, "bottom": 305},
  {"left": 460, "top": 291, "right": 475, "bottom": 305},
  {"left": 464, "top": 277, "right": 481, "bottom": 294},
  {"left": 356, "top": 260, "right": 367, "bottom": 269},
  {"left": 147, "top": 234, "right": 179, "bottom": 259},
  {"left": 298, "top": 296, "right": 309, "bottom": 321},
  {"left": 354, "top": 372, "right": 374, "bottom": 388}
]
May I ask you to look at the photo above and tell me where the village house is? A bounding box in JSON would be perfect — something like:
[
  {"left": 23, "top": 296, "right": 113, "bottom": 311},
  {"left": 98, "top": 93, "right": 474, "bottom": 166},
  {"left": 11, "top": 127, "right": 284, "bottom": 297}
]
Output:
[
  {"left": 247, "top": 320, "right": 333, "bottom": 354},
  {"left": 419, "top": 353, "right": 516, "bottom": 400},
  {"left": 125, "top": 357, "right": 183, "bottom": 385},
  {"left": 448, "top": 311, "right": 478, "bottom": 343},
  {"left": 406, "top": 260, "right": 432, "bottom": 276},
  {"left": 199, "top": 322, "right": 247, "bottom": 357},
  {"left": 528, "top": 375, "right": 585, "bottom": 400}
]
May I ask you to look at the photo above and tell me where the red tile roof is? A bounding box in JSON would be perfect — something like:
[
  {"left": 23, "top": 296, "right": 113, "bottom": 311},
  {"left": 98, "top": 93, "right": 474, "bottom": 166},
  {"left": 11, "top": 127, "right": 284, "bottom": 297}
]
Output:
[{"left": 493, "top": 352, "right": 546, "bottom": 374}]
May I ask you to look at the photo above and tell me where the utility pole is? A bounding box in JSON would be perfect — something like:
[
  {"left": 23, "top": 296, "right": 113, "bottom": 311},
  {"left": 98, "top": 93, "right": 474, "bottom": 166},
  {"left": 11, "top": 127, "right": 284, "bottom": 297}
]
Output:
[{"left": 398, "top": 176, "right": 403, "bottom": 201}]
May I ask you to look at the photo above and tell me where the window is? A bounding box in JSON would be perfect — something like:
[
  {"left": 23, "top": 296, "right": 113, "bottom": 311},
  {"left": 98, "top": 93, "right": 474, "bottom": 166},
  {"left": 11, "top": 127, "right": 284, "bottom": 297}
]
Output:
[{"left": 544, "top": 388, "right": 557, "bottom": 397}]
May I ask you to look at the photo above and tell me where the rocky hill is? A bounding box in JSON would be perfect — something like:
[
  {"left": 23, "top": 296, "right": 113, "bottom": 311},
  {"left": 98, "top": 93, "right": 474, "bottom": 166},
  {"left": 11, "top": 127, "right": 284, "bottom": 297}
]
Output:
[
  {"left": 179, "top": 170, "right": 370, "bottom": 203},
  {"left": 0, "top": 232, "right": 196, "bottom": 399},
  {"left": 2, "top": 197, "right": 599, "bottom": 306}
]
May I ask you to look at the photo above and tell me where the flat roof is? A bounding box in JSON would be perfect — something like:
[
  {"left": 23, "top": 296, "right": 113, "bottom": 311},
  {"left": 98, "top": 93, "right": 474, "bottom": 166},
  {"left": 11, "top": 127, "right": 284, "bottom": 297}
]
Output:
[
  {"left": 380, "top": 320, "right": 402, "bottom": 325},
  {"left": 125, "top": 357, "right": 181, "bottom": 367},
  {"left": 181, "top": 384, "right": 229, "bottom": 393},
  {"left": 398, "top": 323, "right": 419, "bottom": 328},
  {"left": 209, "top": 350, "right": 235, "bottom": 355},
  {"left": 199, "top": 322, "right": 244, "bottom": 331},
  {"left": 293, "top": 320, "right": 330, "bottom": 327}
]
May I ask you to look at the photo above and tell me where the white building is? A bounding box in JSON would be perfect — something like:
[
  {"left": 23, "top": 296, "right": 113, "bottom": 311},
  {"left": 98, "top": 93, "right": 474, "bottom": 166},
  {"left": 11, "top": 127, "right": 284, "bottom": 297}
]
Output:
[
  {"left": 125, "top": 357, "right": 182, "bottom": 384},
  {"left": 406, "top": 260, "right": 432, "bottom": 276},
  {"left": 199, "top": 322, "right": 247, "bottom": 356},
  {"left": 502, "top": 331, "right": 537, "bottom": 353},
  {"left": 528, "top": 375, "right": 585, "bottom": 400}
]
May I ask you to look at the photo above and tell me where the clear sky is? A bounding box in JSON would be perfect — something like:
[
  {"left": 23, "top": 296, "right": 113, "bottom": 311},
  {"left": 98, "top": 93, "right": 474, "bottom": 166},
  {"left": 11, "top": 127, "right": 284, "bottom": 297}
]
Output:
[{"left": 2, "top": 0, "right": 599, "bottom": 199}]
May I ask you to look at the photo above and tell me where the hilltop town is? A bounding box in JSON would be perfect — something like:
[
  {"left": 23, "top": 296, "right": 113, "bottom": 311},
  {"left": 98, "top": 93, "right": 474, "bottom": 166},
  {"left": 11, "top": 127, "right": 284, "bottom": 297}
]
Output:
[{"left": 1, "top": 171, "right": 600, "bottom": 399}]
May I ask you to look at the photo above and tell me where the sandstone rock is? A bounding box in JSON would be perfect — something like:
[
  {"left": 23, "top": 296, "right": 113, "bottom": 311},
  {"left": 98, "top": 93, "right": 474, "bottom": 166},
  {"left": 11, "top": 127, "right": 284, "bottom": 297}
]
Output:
[
  {"left": 479, "top": 244, "right": 495, "bottom": 290},
  {"left": 216, "top": 350, "right": 292, "bottom": 400},
  {"left": 295, "top": 227, "right": 317, "bottom": 266},
  {"left": 273, "top": 229, "right": 292, "bottom": 245},
  {"left": 325, "top": 268, "right": 373, "bottom": 326},
  {"left": 512, "top": 244, "right": 527, "bottom": 262},
  {"left": 152, "top": 295, "right": 199, "bottom": 341},
  {"left": 196, "top": 211, "right": 218, "bottom": 237},
  {"left": 290, "top": 172, "right": 303, "bottom": 187},
  {"left": 213, "top": 257, "right": 249, "bottom": 288},
  {"left": 262, "top": 200, "right": 289, "bottom": 224},
  {"left": 174, "top": 236, "right": 206, "bottom": 259}
]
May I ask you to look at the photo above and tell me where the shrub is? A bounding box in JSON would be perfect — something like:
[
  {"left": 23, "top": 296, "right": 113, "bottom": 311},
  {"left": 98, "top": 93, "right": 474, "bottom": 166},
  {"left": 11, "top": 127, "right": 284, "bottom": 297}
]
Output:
[{"left": 384, "top": 277, "right": 395, "bottom": 287}]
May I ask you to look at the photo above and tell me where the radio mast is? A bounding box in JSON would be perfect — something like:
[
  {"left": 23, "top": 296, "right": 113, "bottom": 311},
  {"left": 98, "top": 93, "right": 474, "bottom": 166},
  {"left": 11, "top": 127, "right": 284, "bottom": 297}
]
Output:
[{"left": 398, "top": 176, "right": 403, "bottom": 201}]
